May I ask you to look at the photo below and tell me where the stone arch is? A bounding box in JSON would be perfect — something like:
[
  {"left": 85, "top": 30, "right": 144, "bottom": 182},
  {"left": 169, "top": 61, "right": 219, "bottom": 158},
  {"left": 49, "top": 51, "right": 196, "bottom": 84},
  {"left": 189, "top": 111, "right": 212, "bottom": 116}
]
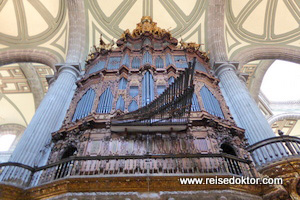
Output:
[
  {"left": 0, "top": 49, "right": 59, "bottom": 70},
  {"left": 232, "top": 46, "right": 300, "bottom": 101},
  {"left": 231, "top": 46, "right": 300, "bottom": 69},
  {"left": 268, "top": 113, "right": 300, "bottom": 126},
  {"left": 246, "top": 60, "right": 274, "bottom": 102},
  {"left": 0, "top": 49, "right": 57, "bottom": 109}
]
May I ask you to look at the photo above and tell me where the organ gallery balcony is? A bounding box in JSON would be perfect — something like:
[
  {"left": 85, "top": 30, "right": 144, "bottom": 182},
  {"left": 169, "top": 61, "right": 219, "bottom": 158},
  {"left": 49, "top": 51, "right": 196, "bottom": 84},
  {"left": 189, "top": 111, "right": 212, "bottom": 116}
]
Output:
[{"left": 0, "top": 153, "right": 255, "bottom": 188}]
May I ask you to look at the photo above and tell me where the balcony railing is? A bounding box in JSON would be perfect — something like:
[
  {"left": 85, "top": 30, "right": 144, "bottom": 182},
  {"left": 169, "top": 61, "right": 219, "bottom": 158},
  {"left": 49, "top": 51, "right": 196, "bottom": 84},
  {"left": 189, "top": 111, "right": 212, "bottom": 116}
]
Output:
[
  {"left": 247, "top": 135, "right": 300, "bottom": 166},
  {"left": 0, "top": 153, "right": 255, "bottom": 187}
]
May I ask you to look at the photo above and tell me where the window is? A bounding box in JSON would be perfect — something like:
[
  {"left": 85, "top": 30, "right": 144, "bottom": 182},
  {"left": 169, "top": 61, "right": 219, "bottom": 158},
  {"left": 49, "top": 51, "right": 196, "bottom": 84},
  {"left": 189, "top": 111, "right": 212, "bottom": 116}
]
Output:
[{"left": 0, "top": 134, "right": 16, "bottom": 151}]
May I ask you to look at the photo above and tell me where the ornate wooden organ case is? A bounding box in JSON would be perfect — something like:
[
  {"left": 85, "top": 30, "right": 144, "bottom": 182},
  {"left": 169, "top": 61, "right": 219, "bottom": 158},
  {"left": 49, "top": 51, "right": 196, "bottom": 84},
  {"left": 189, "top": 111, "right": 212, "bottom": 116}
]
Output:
[{"left": 45, "top": 17, "right": 253, "bottom": 182}]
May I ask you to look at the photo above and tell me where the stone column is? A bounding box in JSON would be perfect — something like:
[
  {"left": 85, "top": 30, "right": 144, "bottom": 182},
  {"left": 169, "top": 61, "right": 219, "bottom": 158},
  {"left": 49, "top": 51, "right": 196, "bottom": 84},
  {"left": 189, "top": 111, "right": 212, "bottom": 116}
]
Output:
[
  {"left": 0, "top": 64, "right": 80, "bottom": 185},
  {"left": 214, "top": 62, "right": 275, "bottom": 144}
]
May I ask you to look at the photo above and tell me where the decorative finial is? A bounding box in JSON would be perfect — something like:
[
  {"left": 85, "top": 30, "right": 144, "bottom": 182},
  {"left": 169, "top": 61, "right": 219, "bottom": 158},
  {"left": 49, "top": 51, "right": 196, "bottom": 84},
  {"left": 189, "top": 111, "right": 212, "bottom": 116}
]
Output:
[
  {"left": 141, "top": 16, "right": 153, "bottom": 23},
  {"left": 120, "top": 16, "right": 171, "bottom": 39}
]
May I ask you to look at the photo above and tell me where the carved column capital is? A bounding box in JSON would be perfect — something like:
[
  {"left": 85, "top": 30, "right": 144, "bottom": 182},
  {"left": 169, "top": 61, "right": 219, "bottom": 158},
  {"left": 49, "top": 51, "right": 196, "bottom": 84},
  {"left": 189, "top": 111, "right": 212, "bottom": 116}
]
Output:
[
  {"left": 46, "top": 75, "right": 55, "bottom": 87},
  {"left": 213, "top": 61, "right": 239, "bottom": 77},
  {"left": 238, "top": 73, "right": 249, "bottom": 83},
  {"left": 55, "top": 63, "right": 82, "bottom": 78}
]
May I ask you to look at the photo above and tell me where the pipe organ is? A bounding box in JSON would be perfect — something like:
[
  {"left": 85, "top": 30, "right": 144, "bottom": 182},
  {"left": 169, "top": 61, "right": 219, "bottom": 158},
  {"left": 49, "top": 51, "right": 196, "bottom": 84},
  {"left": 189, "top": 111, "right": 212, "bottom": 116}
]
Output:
[
  {"left": 47, "top": 16, "right": 250, "bottom": 175},
  {"left": 35, "top": 17, "right": 258, "bottom": 199}
]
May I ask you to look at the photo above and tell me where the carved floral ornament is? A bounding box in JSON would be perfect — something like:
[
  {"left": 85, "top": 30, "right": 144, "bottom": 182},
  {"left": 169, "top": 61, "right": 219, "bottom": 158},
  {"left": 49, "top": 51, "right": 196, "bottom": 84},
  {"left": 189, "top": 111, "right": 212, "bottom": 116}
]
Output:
[{"left": 121, "top": 16, "right": 171, "bottom": 39}]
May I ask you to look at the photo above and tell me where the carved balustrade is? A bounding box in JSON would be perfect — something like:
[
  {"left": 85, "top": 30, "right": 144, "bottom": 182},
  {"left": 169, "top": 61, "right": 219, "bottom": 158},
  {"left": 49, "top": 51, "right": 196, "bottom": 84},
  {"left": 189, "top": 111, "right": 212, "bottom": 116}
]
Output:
[{"left": 0, "top": 153, "right": 255, "bottom": 187}]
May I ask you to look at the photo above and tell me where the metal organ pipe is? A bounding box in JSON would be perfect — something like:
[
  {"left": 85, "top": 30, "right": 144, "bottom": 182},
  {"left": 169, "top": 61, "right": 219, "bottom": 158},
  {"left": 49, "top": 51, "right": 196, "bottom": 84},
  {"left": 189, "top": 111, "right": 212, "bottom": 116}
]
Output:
[
  {"left": 200, "top": 86, "right": 224, "bottom": 118},
  {"left": 97, "top": 88, "right": 113, "bottom": 113},
  {"left": 129, "top": 100, "right": 138, "bottom": 112},
  {"left": 107, "top": 90, "right": 113, "bottom": 113},
  {"left": 119, "top": 78, "right": 127, "bottom": 89},
  {"left": 166, "top": 53, "right": 173, "bottom": 66},
  {"left": 122, "top": 54, "right": 130, "bottom": 67},
  {"left": 88, "top": 90, "right": 95, "bottom": 116},
  {"left": 142, "top": 71, "right": 154, "bottom": 106},
  {"left": 168, "top": 77, "right": 175, "bottom": 85},
  {"left": 195, "top": 61, "right": 208, "bottom": 73},
  {"left": 108, "top": 57, "right": 121, "bottom": 70},
  {"left": 147, "top": 72, "right": 150, "bottom": 105},
  {"left": 143, "top": 51, "right": 152, "bottom": 65},
  {"left": 192, "top": 93, "right": 201, "bottom": 111},
  {"left": 155, "top": 56, "right": 164, "bottom": 68},
  {"left": 81, "top": 89, "right": 90, "bottom": 118},
  {"left": 174, "top": 56, "right": 188, "bottom": 68},
  {"left": 116, "top": 96, "right": 125, "bottom": 111},
  {"left": 132, "top": 57, "right": 140, "bottom": 69},
  {"left": 72, "top": 89, "right": 96, "bottom": 121},
  {"left": 98, "top": 89, "right": 106, "bottom": 113},
  {"left": 102, "top": 89, "right": 110, "bottom": 113},
  {"left": 88, "top": 60, "right": 106, "bottom": 74}
]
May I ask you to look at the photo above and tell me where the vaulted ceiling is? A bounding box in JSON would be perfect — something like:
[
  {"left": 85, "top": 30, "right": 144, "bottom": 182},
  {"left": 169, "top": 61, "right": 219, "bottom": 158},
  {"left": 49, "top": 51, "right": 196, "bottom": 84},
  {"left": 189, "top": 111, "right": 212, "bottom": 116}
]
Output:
[
  {"left": 226, "top": 0, "right": 300, "bottom": 59},
  {"left": 0, "top": 0, "right": 300, "bottom": 131}
]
